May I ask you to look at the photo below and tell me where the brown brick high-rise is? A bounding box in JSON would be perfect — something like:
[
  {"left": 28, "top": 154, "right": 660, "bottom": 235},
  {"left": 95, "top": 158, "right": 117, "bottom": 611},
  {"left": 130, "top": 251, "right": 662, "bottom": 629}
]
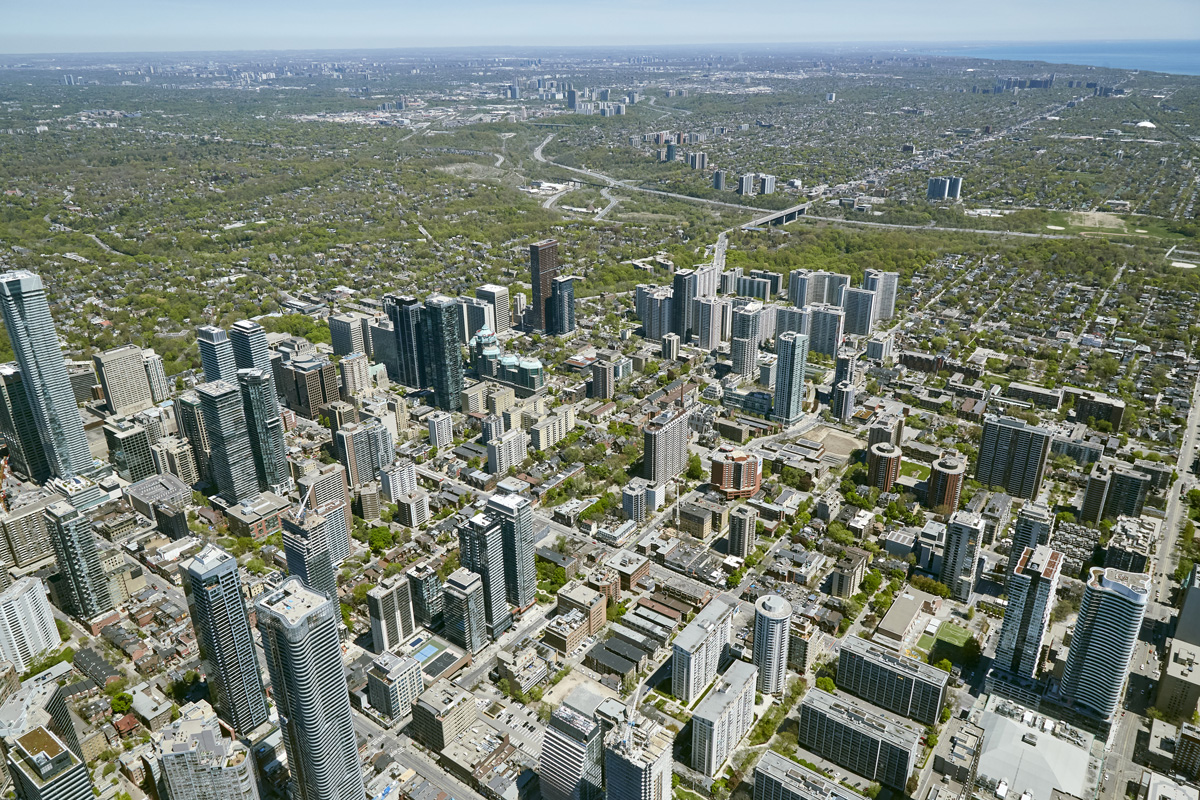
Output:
[{"left": 529, "top": 239, "right": 559, "bottom": 332}]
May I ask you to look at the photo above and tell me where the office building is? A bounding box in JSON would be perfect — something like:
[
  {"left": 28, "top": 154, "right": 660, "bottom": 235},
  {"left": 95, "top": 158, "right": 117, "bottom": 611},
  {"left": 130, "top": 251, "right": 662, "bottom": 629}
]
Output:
[
  {"left": 180, "top": 545, "right": 268, "bottom": 736},
  {"left": 238, "top": 370, "right": 289, "bottom": 494},
  {"left": 458, "top": 514, "right": 513, "bottom": 640},
  {"left": 836, "top": 636, "right": 948, "bottom": 726},
  {"left": 1060, "top": 567, "right": 1150, "bottom": 720},
  {"left": 476, "top": 284, "right": 512, "bottom": 335},
  {"left": 383, "top": 295, "right": 426, "bottom": 390},
  {"left": 328, "top": 313, "right": 370, "bottom": 358},
  {"left": 153, "top": 702, "right": 259, "bottom": 800},
  {"left": 867, "top": 442, "right": 902, "bottom": 492},
  {"left": 7, "top": 727, "right": 92, "bottom": 800},
  {"left": 411, "top": 680, "right": 477, "bottom": 753},
  {"left": 530, "top": 239, "right": 560, "bottom": 333},
  {"left": 549, "top": 276, "right": 577, "bottom": 336},
  {"left": 604, "top": 713, "right": 672, "bottom": 800},
  {"left": 422, "top": 295, "right": 463, "bottom": 412},
  {"left": 366, "top": 652, "right": 423, "bottom": 721},
  {"left": 282, "top": 503, "right": 340, "bottom": 603},
  {"left": 103, "top": 419, "right": 156, "bottom": 482},
  {"left": 408, "top": 562, "right": 444, "bottom": 631},
  {"left": 276, "top": 356, "right": 339, "bottom": 420},
  {"left": 808, "top": 303, "right": 845, "bottom": 357},
  {"left": 195, "top": 381, "right": 258, "bottom": 505},
  {"left": 975, "top": 416, "right": 1052, "bottom": 500},
  {"left": 754, "top": 594, "right": 791, "bottom": 695},
  {"left": 93, "top": 345, "right": 153, "bottom": 417},
  {"left": 672, "top": 594, "right": 737, "bottom": 703},
  {"left": 443, "top": 568, "right": 487, "bottom": 654},
  {"left": 456, "top": 297, "right": 495, "bottom": 345},
  {"left": 256, "top": 579, "right": 364, "bottom": 800},
  {"left": 798, "top": 689, "right": 920, "bottom": 790},
  {"left": 487, "top": 428, "right": 527, "bottom": 475},
  {"left": 0, "top": 272, "right": 94, "bottom": 479},
  {"left": 0, "top": 579, "right": 58, "bottom": 674},
  {"left": 643, "top": 405, "right": 690, "bottom": 485},
  {"left": 540, "top": 705, "right": 604, "bottom": 800},
  {"left": 927, "top": 455, "right": 966, "bottom": 512},
  {"left": 994, "top": 545, "right": 1062, "bottom": 680},
  {"left": 367, "top": 574, "right": 415, "bottom": 654},
  {"left": 296, "top": 463, "right": 352, "bottom": 565},
  {"left": 1010, "top": 503, "right": 1054, "bottom": 577},
  {"left": 840, "top": 288, "right": 877, "bottom": 336},
  {"left": 692, "top": 660, "right": 757, "bottom": 777},
  {"left": 592, "top": 361, "right": 615, "bottom": 400},
  {"left": 488, "top": 493, "right": 537, "bottom": 610},
  {"left": 44, "top": 501, "right": 113, "bottom": 619},
  {"left": 941, "top": 511, "right": 983, "bottom": 602},
  {"left": 863, "top": 270, "right": 899, "bottom": 321}
]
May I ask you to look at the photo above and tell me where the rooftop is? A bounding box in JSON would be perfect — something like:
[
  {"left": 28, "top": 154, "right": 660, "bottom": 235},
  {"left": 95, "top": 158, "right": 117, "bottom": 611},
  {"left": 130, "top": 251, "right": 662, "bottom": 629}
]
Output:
[{"left": 256, "top": 578, "right": 327, "bottom": 625}]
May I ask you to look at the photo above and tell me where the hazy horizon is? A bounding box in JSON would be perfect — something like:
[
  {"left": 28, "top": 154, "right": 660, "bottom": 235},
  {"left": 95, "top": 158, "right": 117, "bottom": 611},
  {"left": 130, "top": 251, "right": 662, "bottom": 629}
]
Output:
[{"left": 4, "top": 0, "right": 1199, "bottom": 56}]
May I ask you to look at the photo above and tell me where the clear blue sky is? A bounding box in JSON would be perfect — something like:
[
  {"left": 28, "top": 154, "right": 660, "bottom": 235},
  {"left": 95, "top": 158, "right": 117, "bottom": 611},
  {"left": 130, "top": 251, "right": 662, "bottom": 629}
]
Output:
[{"left": 4, "top": 0, "right": 1198, "bottom": 54}]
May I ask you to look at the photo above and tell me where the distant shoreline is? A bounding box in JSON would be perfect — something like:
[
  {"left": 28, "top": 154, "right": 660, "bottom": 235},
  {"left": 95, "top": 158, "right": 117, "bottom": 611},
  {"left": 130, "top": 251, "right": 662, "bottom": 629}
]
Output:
[{"left": 917, "top": 40, "right": 1200, "bottom": 76}]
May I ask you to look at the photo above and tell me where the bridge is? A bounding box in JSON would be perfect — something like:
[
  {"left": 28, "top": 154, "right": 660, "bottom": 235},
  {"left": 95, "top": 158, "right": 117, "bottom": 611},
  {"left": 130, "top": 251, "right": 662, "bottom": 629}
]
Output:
[{"left": 742, "top": 201, "right": 813, "bottom": 229}]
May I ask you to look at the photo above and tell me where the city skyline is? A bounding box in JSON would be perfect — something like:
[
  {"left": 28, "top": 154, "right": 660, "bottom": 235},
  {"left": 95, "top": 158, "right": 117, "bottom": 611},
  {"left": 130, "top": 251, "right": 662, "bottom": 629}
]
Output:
[{"left": 3, "top": 2, "right": 1198, "bottom": 55}]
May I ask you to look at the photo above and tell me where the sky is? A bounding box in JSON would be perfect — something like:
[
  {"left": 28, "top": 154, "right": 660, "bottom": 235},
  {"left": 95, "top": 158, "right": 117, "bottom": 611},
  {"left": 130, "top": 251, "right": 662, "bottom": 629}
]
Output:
[{"left": 3, "top": 0, "right": 1199, "bottom": 54}]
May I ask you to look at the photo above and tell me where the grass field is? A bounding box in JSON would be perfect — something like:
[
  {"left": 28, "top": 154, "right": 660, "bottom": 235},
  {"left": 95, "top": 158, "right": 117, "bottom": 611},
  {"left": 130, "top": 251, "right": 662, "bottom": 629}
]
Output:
[
  {"left": 936, "top": 621, "right": 972, "bottom": 647},
  {"left": 916, "top": 633, "right": 935, "bottom": 652},
  {"left": 900, "top": 462, "right": 931, "bottom": 480}
]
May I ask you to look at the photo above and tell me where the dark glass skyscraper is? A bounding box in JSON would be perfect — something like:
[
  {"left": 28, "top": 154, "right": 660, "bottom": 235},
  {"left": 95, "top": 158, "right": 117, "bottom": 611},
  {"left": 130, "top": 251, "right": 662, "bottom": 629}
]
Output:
[
  {"left": 422, "top": 295, "right": 463, "bottom": 412},
  {"left": 238, "top": 369, "right": 290, "bottom": 494},
  {"left": 487, "top": 494, "right": 537, "bottom": 610},
  {"left": 529, "top": 239, "right": 559, "bottom": 332},
  {"left": 197, "top": 380, "right": 259, "bottom": 505},
  {"left": 282, "top": 504, "right": 340, "bottom": 603},
  {"left": 383, "top": 295, "right": 426, "bottom": 390},
  {"left": 549, "top": 276, "right": 577, "bottom": 336},
  {"left": 229, "top": 320, "right": 281, "bottom": 415},
  {"left": 457, "top": 513, "right": 512, "bottom": 640},
  {"left": 181, "top": 544, "right": 269, "bottom": 735},
  {"left": 0, "top": 363, "right": 51, "bottom": 482},
  {"left": 0, "top": 271, "right": 93, "bottom": 479}
]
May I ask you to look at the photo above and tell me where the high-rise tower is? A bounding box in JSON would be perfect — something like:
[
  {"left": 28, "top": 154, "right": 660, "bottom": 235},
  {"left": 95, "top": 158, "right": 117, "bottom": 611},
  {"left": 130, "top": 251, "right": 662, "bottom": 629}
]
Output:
[
  {"left": 181, "top": 545, "right": 269, "bottom": 735},
  {"left": 994, "top": 545, "right": 1062, "bottom": 680},
  {"left": 196, "top": 380, "right": 259, "bottom": 505},
  {"left": 753, "top": 594, "right": 790, "bottom": 695},
  {"left": 1060, "top": 567, "right": 1149, "bottom": 720},
  {"left": 422, "top": 295, "right": 463, "bottom": 412},
  {"left": 43, "top": 501, "right": 113, "bottom": 619},
  {"left": 0, "top": 271, "right": 93, "bottom": 479},
  {"left": 529, "top": 240, "right": 559, "bottom": 332},
  {"left": 457, "top": 513, "right": 512, "bottom": 640},
  {"left": 487, "top": 494, "right": 537, "bottom": 610},
  {"left": 256, "top": 579, "right": 364, "bottom": 800},
  {"left": 196, "top": 325, "right": 238, "bottom": 384}
]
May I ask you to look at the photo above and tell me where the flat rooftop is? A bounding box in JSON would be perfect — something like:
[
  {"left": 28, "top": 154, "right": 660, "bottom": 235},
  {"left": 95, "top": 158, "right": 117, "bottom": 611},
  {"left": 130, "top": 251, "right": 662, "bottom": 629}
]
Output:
[
  {"left": 257, "top": 578, "right": 326, "bottom": 625},
  {"left": 976, "top": 697, "right": 1095, "bottom": 800}
]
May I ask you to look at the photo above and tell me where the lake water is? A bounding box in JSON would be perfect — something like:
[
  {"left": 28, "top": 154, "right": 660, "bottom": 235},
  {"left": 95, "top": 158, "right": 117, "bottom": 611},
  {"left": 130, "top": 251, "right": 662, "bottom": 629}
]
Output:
[{"left": 918, "top": 40, "right": 1200, "bottom": 76}]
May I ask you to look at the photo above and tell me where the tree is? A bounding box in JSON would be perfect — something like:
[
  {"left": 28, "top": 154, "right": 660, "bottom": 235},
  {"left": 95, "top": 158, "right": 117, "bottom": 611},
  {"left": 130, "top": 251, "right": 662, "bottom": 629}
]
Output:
[
  {"left": 686, "top": 452, "right": 704, "bottom": 480},
  {"left": 934, "top": 658, "right": 952, "bottom": 673},
  {"left": 861, "top": 569, "right": 883, "bottom": 595},
  {"left": 111, "top": 693, "right": 133, "bottom": 715},
  {"left": 816, "top": 676, "right": 836, "bottom": 693}
]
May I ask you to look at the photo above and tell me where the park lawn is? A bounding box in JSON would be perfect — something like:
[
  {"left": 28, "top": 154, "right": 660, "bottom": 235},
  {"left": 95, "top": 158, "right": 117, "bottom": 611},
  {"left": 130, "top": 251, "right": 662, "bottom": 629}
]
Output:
[{"left": 900, "top": 462, "right": 931, "bottom": 480}]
